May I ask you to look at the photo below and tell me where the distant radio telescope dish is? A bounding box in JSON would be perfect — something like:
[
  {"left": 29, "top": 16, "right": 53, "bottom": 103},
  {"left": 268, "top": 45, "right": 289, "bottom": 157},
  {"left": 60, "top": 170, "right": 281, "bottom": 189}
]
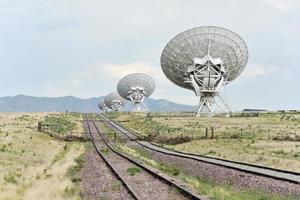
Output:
[
  {"left": 161, "top": 26, "right": 248, "bottom": 116},
  {"left": 104, "top": 92, "right": 125, "bottom": 111},
  {"left": 117, "top": 73, "right": 155, "bottom": 112},
  {"left": 97, "top": 101, "right": 109, "bottom": 112}
]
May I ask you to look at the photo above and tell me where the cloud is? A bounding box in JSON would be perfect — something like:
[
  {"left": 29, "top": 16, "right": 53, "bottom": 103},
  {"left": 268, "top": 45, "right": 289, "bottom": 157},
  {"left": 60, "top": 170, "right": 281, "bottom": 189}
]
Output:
[
  {"left": 70, "top": 61, "right": 168, "bottom": 87},
  {"left": 42, "top": 61, "right": 169, "bottom": 96},
  {"left": 242, "top": 64, "right": 267, "bottom": 77},
  {"left": 240, "top": 64, "right": 278, "bottom": 79},
  {"left": 103, "top": 62, "right": 161, "bottom": 79},
  {"left": 263, "top": 0, "right": 300, "bottom": 11}
]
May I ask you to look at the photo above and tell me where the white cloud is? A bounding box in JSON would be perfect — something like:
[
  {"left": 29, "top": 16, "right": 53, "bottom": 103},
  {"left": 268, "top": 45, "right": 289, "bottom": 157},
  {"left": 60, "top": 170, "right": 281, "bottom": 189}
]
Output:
[
  {"left": 243, "top": 64, "right": 267, "bottom": 77},
  {"left": 103, "top": 62, "right": 161, "bottom": 79},
  {"left": 240, "top": 64, "right": 276, "bottom": 78},
  {"left": 42, "top": 62, "right": 169, "bottom": 96},
  {"left": 264, "top": 0, "right": 300, "bottom": 11},
  {"left": 72, "top": 61, "right": 169, "bottom": 88}
]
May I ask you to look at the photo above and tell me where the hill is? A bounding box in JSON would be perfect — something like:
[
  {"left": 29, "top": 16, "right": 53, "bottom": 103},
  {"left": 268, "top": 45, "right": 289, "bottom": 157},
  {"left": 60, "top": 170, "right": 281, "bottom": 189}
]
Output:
[{"left": 0, "top": 95, "right": 196, "bottom": 112}]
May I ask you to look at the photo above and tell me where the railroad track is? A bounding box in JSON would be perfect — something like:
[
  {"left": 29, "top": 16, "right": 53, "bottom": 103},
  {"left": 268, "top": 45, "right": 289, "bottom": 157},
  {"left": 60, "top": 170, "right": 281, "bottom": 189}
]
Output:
[
  {"left": 98, "top": 114, "right": 300, "bottom": 184},
  {"left": 85, "top": 114, "right": 138, "bottom": 199},
  {"left": 85, "top": 114, "right": 207, "bottom": 200}
]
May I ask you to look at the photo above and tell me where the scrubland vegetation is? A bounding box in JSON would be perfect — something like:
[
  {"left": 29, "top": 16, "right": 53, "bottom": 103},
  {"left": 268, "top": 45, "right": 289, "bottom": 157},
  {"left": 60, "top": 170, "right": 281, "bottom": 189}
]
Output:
[
  {"left": 42, "top": 113, "right": 84, "bottom": 136},
  {"left": 0, "top": 113, "right": 85, "bottom": 200},
  {"left": 106, "top": 111, "right": 300, "bottom": 172}
]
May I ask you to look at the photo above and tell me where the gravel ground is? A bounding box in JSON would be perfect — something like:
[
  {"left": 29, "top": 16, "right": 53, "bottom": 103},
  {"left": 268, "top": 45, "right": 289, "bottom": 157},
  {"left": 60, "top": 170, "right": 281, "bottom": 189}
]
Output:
[
  {"left": 104, "top": 120, "right": 300, "bottom": 199},
  {"left": 79, "top": 122, "right": 134, "bottom": 200},
  {"left": 79, "top": 146, "right": 134, "bottom": 200},
  {"left": 88, "top": 121, "right": 188, "bottom": 200}
]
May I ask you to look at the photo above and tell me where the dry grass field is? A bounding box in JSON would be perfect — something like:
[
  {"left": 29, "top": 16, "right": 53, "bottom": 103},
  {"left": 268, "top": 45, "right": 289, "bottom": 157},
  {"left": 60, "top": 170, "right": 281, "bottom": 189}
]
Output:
[
  {"left": 0, "top": 113, "right": 85, "bottom": 200},
  {"left": 107, "top": 112, "right": 300, "bottom": 172}
]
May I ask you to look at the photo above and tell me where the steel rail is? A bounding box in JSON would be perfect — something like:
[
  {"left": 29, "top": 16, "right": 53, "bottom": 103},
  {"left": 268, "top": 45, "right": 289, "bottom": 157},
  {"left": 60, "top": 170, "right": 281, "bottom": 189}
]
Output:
[
  {"left": 87, "top": 114, "right": 206, "bottom": 200},
  {"left": 98, "top": 114, "right": 300, "bottom": 184},
  {"left": 85, "top": 114, "right": 141, "bottom": 200}
]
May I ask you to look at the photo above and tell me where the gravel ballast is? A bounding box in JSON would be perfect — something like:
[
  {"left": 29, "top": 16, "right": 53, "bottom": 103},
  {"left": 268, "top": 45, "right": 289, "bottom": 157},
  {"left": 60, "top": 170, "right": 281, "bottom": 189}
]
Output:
[
  {"left": 87, "top": 120, "right": 189, "bottom": 200},
  {"left": 79, "top": 122, "right": 134, "bottom": 200}
]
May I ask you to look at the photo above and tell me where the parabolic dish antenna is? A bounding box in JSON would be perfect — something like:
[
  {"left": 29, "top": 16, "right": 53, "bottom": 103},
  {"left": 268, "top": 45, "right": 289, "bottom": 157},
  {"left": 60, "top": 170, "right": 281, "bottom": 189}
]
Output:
[
  {"left": 104, "top": 92, "right": 125, "bottom": 111},
  {"left": 160, "top": 26, "right": 248, "bottom": 116},
  {"left": 117, "top": 73, "right": 155, "bottom": 112},
  {"left": 98, "top": 101, "right": 109, "bottom": 112}
]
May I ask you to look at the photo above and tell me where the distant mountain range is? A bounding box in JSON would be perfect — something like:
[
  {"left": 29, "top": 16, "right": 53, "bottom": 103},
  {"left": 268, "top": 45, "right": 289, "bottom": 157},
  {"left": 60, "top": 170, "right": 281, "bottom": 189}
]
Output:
[{"left": 0, "top": 95, "right": 196, "bottom": 112}]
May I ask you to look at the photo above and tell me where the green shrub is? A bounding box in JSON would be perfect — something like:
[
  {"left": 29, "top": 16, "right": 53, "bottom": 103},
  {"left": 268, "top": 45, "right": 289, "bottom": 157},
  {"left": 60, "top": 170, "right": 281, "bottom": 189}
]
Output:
[
  {"left": 127, "top": 167, "right": 141, "bottom": 175},
  {"left": 0, "top": 144, "right": 7, "bottom": 152},
  {"left": 208, "top": 150, "right": 216, "bottom": 155},
  {"left": 293, "top": 152, "right": 300, "bottom": 158},
  {"left": 273, "top": 149, "right": 288, "bottom": 156},
  {"left": 4, "top": 172, "right": 19, "bottom": 184},
  {"left": 66, "top": 154, "right": 84, "bottom": 182},
  {"left": 159, "top": 164, "right": 180, "bottom": 176},
  {"left": 44, "top": 114, "right": 76, "bottom": 135},
  {"left": 111, "top": 182, "right": 121, "bottom": 191}
]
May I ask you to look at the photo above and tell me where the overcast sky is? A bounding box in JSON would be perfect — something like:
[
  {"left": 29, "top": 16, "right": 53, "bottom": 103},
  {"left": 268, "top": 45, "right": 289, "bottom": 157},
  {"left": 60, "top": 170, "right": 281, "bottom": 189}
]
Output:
[{"left": 0, "top": 0, "right": 300, "bottom": 110}]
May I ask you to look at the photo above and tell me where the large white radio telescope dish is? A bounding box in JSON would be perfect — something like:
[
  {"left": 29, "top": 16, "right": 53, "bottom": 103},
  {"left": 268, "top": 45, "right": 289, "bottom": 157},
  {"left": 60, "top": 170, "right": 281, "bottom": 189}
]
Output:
[
  {"left": 161, "top": 26, "right": 248, "bottom": 116},
  {"left": 117, "top": 73, "right": 155, "bottom": 112},
  {"left": 104, "top": 92, "right": 125, "bottom": 111},
  {"left": 97, "top": 101, "right": 109, "bottom": 112}
]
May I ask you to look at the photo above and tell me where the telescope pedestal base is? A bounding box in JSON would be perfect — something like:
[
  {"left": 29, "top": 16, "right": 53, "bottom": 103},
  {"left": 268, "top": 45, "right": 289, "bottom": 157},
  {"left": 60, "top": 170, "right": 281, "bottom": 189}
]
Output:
[
  {"left": 132, "top": 102, "right": 149, "bottom": 113},
  {"left": 196, "top": 93, "right": 231, "bottom": 117}
]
